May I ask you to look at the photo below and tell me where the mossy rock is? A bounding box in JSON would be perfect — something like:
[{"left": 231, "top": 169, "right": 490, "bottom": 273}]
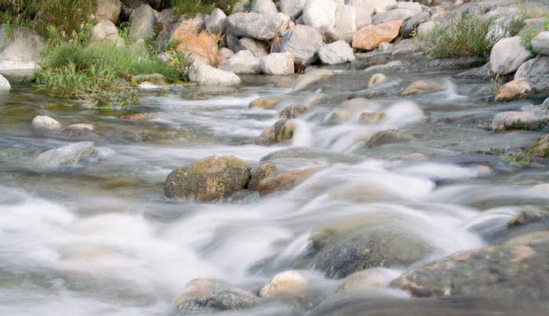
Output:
[
  {"left": 248, "top": 161, "right": 278, "bottom": 190},
  {"left": 527, "top": 134, "right": 549, "bottom": 158},
  {"left": 164, "top": 155, "right": 251, "bottom": 201},
  {"left": 278, "top": 105, "right": 309, "bottom": 119},
  {"left": 256, "top": 119, "right": 296, "bottom": 146},
  {"left": 257, "top": 167, "right": 321, "bottom": 196},
  {"left": 366, "top": 129, "right": 414, "bottom": 148}
]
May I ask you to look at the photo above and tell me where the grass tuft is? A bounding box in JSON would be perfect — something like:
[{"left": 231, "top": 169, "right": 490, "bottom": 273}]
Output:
[{"left": 174, "top": 20, "right": 221, "bottom": 66}]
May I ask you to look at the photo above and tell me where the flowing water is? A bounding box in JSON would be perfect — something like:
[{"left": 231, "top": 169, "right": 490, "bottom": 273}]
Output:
[{"left": 1, "top": 69, "right": 548, "bottom": 315}]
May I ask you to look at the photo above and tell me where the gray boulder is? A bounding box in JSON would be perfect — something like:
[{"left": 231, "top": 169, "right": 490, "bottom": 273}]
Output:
[
  {"left": 401, "top": 12, "right": 430, "bottom": 38},
  {"left": 280, "top": 0, "right": 307, "bottom": 19},
  {"left": 279, "top": 25, "right": 323, "bottom": 65},
  {"left": 366, "top": 129, "right": 414, "bottom": 148},
  {"left": 90, "top": 20, "right": 125, "bottom": 47},
  {"left": 329, "top": 4, "right": 357, "bottom": 43},
  {"left": 490, "top": 36, "right": 533, "bottom": 75},
  {"left": 176, "top": 288, "right": 257, "bottom": 315},
  {"left": 220, "top": 50, "right": 262, "bottom": 75},
  {"left": 526, "top": 57, "right": 549, "bottom": 96},
  {"left": 206, "top": 8, "right": 226, "bottom": 35},
  {"left": 492, "top": 111, "right": 546, "bottom": 131},
  {"left": 129, "top": 4, "right": 157, "bottom": 41},
  {"left": 372, "top": 8, "right": 414, "bottom": 25},
  {"left": 96, "top": 0, "right": 122, "bottom": 23},
  {"left": 251, "top": 0, "right": 278, "bottom": 15},
  {"left": 0, "top": 26, "right": 44, "bottom": 74},
  {"left": 32, "top": 115, "right": 62, "bottom": 131},
  {"left": 164, "top": 156, "right": 251, "bottom": 201},
  {"left": 515, "top": 58, "right": 536, "bottom": 80},
  {"left": 35, "top": 142, "right": 95, "bottom": 169},
  {"left": 226, "top": 12, "right": 287, "bottom": 41},
  {"left": 189, "top": 64, "right": 241, "bottom": 85},
  {"left": 302, "top": 0, "right": 337, "bottom": 34},
  {"left": 318, "top": 40, "right": 355, "bottom": 65},
  {"left": 532, "top": 31, "right": 549, "bottom": 55},
  {"left": 237, "top": 37, "right": 269, "bottom": 57},
  {"left": 347, "top": 0, "right": 373, "bottom": 29},
  {"left": 260, "top": 53, "right": 295, "bottom": 75}
]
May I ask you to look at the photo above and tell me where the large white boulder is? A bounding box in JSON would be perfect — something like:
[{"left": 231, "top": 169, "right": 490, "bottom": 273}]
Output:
[
  {"left": 220, "top": 50, "right": 262, "bottom": 75},
  {"left": 490, "top": 36, "right": 534, "bottom": 75},
  {"left": 260, "top": 53, "right": 295, "bottom": 75},
  {"left": 347, "top": 0, "right": 373, "bottom": 29},
  {"left": 0, "top": 74, "right": 10, "bottom": 91},
  {"left": 206, "top": 8, "right": 227, "bottom": 35},
  {"left": 0, "top": 26, "right": 44, "bottom": 73},
  {"left": 329, "top": 5, "right": 357, "bottom": 43},
  {"left": 365, "top": 0, "right": 396, "bottom": 14},
  {"left": 226, "top": 12, "right": 287, "bottom": 41},
  {"left": 318, "top": 40, "right": 355, "bottom": 65},
  {"left": 251, "top": 0, "right": 279, "bottom": 15},
  {"left": 279, "top": 25, "right": 323, "bottom": 65},
  {"left": 189, "top": 63, "right": 242, "bottom": 85},
  {"left": 532, "top": 31, "right": 549, "bottom": 55},
  {"left": 32, "top": 115, "right": 62, "bottom": 131},
  {"left": 90, "top": 20, "right": 124, "bottom": 47},
  {"left": 280, "top": 0, "right": 307, "bottom": 19},
  {"left": 302, "top": 0, "right": 337, "bottom": 34}
]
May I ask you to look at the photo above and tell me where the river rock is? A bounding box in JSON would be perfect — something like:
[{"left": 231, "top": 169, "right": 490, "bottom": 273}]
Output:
[
  {"left": 367, "top": 73, "right": 386, "bottom": 88},
  {"left": 251, "top": 0, "right": 278, "bottom": 15},
  {"left": 56, "top": 124, "right": 97, "bottom": 141},
  {"left": 514, "top": 59, "right": 535, "bottom": 80},
  {"left": 249, "top": 96, "right": 285, "bottom": 109},
  {"left": 175, "top": 278, "right": 229, "bottom": 306},
  {"left": 97, "top": 0, "right": 122, "bottom": 23},
  {"left": 35, "top": 142, "right": 95, "bottom": 169},
  {"left": 248, "top": 161, "right": 278, "bottom": 190},
  {"left": 495, "top": 78, "right": 532, "bottom": 102},
  {"left": 302, "top": 0, "right": 337, "bottom": 34},
  {"left": 189, "top": 64, "right": 241, "bottom": 85},
  {"left": 352, "top": 21, "right": 402, "bottom": 51},
  {"left": 238, "top": 38, "right": 269, "bottom": 57},
  {"left": 328, "top": 5, "right": 357, "bottom": 43},
  {"left": 492, "top": 111, "right": 546, "bottom": 131},
  {"left": 358, "top": 112, "right": 385, "bottom": 124},
  {"left": 0, "top": 74, "right": 10, "bottom": 91},
  {"left": 402, "top": 80, "right": 443, "bottom": 95},
  {"left": 206, "top": 8, "right": 226, "bottom": 35},
  {"left": 280, "top": 0, "right": 307, "bottom": 19},
  {"left": 32, "top": 115, "right": 62, "bottom": 131},
  {"left": 508, "top": 205, "right": 549, "bottom": 227},
  {"left": 176, "top": 287, "right": 257, "bottom": 315},
  {"left": 335, "top": 269, "right": 391, "bottom": 293},
  {"left": 294, "top": 69, "right": 334, "bottom": 91},
  {"left": 260, "top": 53, "right": 294, "bottom": 75},
  {"left": 164, "top": 156, "right": 251, "bottom": 201},
  {"left": 528, "top": 134, "right": 549, "bottom": 158},
  {"left": 372, "top": 8, "right": 414, "bottom": 25},
  {"left": 260, "top": 146, "right": 362, "bottom": 164},
  {"left": 490, "top": 36, "right": 533, "bottom": 75},
  {"left": 417, "top": 20, "right": 434, "bottom": 37},
  {"left": 279, "top": 25, "right": 324, "bottom": 65},
  {"left": 0, "top": 26, "right": 44, "bottom": 73},
  {"left": 396, "top": 1, "right": 422, "bottom": 15},
  {"left": 531, "top": 31, "right": 549, "bottom": 55},
  {"left": 325, "top": 98, "right": 370, "bottom": 125},
  {"left": 259, "top": 270, "right": 309, "bottom": 298},
  {"left": 526, "top": 57, "right": 549, "bottom": 96},
  {"left": 347, "top": 0, "right": 373, "bottom": 29},
  {"left": 129, "top": 4, "right": 157, "bottom": 41},
  {"left": 392, "top": 231, "right": 549, "bottom": 301},
  {"left": 219, "top": 48, "right": 234, "bottom": 64},
  {"left": 220, "top": 50, "right": 262, "bottom": 75},
  {"left": 366, "top": 129, "right": 414, "bottom": 148},
  {"left": 90, "top": 20, "right": 125, "bottom": 47},
  {"left": 302, "top": 215, "right": 433, "bottom": 278},
  {"left": 365, "top": 0, "right": 396, "bottom": 14},
  {"left": 401, "top": 12, "right": 430, "bottom": 38},
  {"left": 258, "top": 167, "right": 321, "bottom": 195},
  {"left": 318, "top": 41, "right": 355, "bottom": 65},
  {"left": 226, "top": 13, "right": 286, "bottom": 41},
  {"left": 278, "top": 105, "right": 309, "bottom": 119},
  {"left": 256, "top": 119, "right": 296, "bottom": 145}
]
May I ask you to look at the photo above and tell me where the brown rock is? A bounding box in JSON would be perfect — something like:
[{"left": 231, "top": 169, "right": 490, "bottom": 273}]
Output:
[
  {"left": 368, "top": 73, "right": 387, "bottom": 88},
  {"left": 352, "top": 21, "right": 403, "bottom": 51},
  {"left": 278, "top": 105, "right": 309, "bottom": 119},
  {"left": 402, "top": 80, "right": 443, "bottom": 95},
  {"left": 249, "top": 96, "right": 285, "bottom": 110},
  {"left": 358, "top": 112, "right": 386, "bottom": 124},
  {"left": 495, "top": 78, "right": 532, "bottom": 102},
  {"left": 366, "top": 129, "right": 414, "bottom": 148},
  {"left": 256, "top": 119, "right": 296, "bottom": 145},
  {"left": 248, "top": 161, "right": 278, "bottom": 190},
  {"left": 258, "top": 167, "right": 322, "bottom": 196}
]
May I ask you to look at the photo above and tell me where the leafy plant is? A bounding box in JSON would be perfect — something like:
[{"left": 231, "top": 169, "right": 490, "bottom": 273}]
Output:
[{"left": 415, "top": 14, "right": 496, "bottom": 59}]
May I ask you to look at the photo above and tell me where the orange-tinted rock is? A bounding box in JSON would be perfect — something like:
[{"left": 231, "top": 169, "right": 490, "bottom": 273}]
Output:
[{"left": 352, "top": 21, "right": 402, "bottom": 51}]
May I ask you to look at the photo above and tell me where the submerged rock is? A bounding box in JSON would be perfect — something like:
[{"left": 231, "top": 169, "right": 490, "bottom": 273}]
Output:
[
  {"left": 392, "top": 231, "right": 549, "bottom": 301},
  {"left": 527, "top": 134, "right": 549, "bottom": 158},
  {"left": 35, "top": 142, "right": 95, "bottom": 169},
  {"left": 31, "top": 115, "right": 62, "bottom": 131},
  {"left": 248, "top": 161, "right": 278, "bottom": 190},
  {"left": 259, "top": 270, "right": 309, "bottom": 298},
  {"left": 358, "top": 112, "right": 385, "bottom": 124},
  {"left": 176, "top": 287, "right": 256, "bottom": 315},
  {"left": 294, "top": 69, "right": 334, "bottom": 91},
  {"left": 249, "top": 96, "right": 285, "bottom": 109},
  {"left": 492, "top": 111, "right": 546, "bottom": 131},
  {"left": 56, "top": 124, "right": 98, "bottom": 141},
  {"left": 367, "top": 73, "right": 387, "bottom": 88},
  {"left": 164, "top": 155, "right": 251, "bottom": 201},
  {"left": 258, "top": 167, "right": 321, "bottom": 196},
  {"left": 366, "top": 130, "right": 414, "bottom": 148},
  {"left": 402, "top": 80, "right": 443, "bottom": 95},
  {"left": 508, "top": 205, "right": 549, "bottom": 227},
  {"left": 278, "top": 105, "right": 309, "bottom": 119},
  {"left": 256, "top": 119, "right": 296, "bottom": 145}
]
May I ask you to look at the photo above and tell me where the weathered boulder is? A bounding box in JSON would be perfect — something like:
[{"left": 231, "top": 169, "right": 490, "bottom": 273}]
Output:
[
  {"left": 248, "top": 161, "right": 278, "bottom": 190},
  {"left": 0, "top": 26, "right": 44, "bottom": 73},
  {"left": 302, "top": 0, "right": 337, "bottom": 34},
  {"left": 279, "top": 25, "right": 324, "bottom": 65},
  {"left": 490, "top": 36, "right": 533, "bottom": 75},
  {"left": 226, "top": 13, "right": 286, "bottom": 41},
  {"left": 495, "top": 78, "right": 532, "bottom": 102},
  {"left": 278, "top": 105, "right": 310, "bottom": 119},
  {"left": 318, "top": 40, "right": 355, "bottom": 65},
  {"left": 325, "top": 98, "right": 371, "bottom": 125},
  {"left": 532, "top": 31, "right": 549, "bottom": 55},
  {"left": 35, "top": 142, "right": 95, "bottom": 169},
  {"left": 260, "top": 146, "right": 362, "bottom": 164},
  {"left": 335, "top": 269, "right": 392, "bottom": 294},
  {"left": 347, "top": 0, "right": 374, "bottom": 29},
  {"left": 251, "top": 0, "right": 278, "bottom": 15},
  {"left": 367, "top": 73, "right": 387, "bottom": 88},
  {"left": 392, "top": 231, "right": 549, "bottom": 301},
  {"left": 176, "top": 287, "right": 256, "bottom": 315},
  {"left": 526, "top": 57, "right": 549, "bottom": 96},
  {"left": 129, "top": 4, "right": 157, "bottom": 41},
  {"left": 402, "top": 80, "right": 443, "bottom": 95},
  {"left": 219, "top": 48, "right": 234, "bottom": 64},
  {"left": 90, "top": 20, "right": 125, "bottom": 47},
  {"left": 163, "top": 155, "right": 251, "bottom": 201},
  {"left": 220, "top": 50, "right": 262, "bottom": 75},
  {"left": 366, "top": 129, "right": 414, "bottom": 148},
  {"left": 260, "top": 53, "right": 295, "bottom": 75},
  {"left": 249, "top": 96, "right": 285, "bottom": 109},
  {"left": 56, "top": 124, "right": 97, "bottom": 141},
  {"left": 395, "top": 1, "right": 422, "bottom": 15},
  {"left": 528, "top": 134, "right": 549, "bottom": 158},
  {"left": 0, "top": 74, "right": 10, "bottom": 91},
  {"left": 492, "top": 111, "right": 546, "bottom": 131},
  {"left": 175, "top": 278, "right": 229, "bottom": 307},
  {"left": 365, "top": 0, "right": 396, "bottom": 14},
  {"left": 258, "top": 167, "right": 321, "bottom": 195},
  {"left": 238, "top": 37, "right": 269, "bottom": 57},
  {"left": 206, "top": 8, "right": 226, "bottom": 35},
  {"left": 256, "top": 119, "right": 297, "bottom": 145},
  {"left": 32, "top": 115, "right": 62, "bottom": 131},
  {"left": 401, "top": 12, "right": 430, "bottom": 38},
  {"left": 259, "top": 270, "right": 310, "bottom": 298},
  {"left": 294, "top": 69, "right": 334, "bottom": 91},
  {"left": 280, "top": 0, "right": 307, "bottom": 19},
  {"left": 96, "top": 0, "right": 122, "bottom": 23},
  {"left": 508, "top": 205, "right": 549, "bottom": 227},
  {"left": 515, "top": 58, "right": 536, "bottom": 80},
  {"left": 417, "top": 20, "right": 434, "bottom": 37},
  {"left": 372, "top": 8, "right": 414, "bottom": 25},
  {"left": 352, "top": 21, "right": 402, "bottom": 51},
  {"left": 358, "top": 112, "right": 385, "bottom": 124},
  {"left": 189, "top": 64, "right": 241, "bottom": 85},
  {"left": 329, "top": 5, "right": 357, "bottom": 43}
]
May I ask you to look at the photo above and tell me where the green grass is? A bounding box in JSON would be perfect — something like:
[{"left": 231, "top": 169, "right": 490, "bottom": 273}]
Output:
[
  {"left": 415, "top": 14, "right": 496, "bottom": 59},
  {"left": 170, "top": 0, "right": 240, "bottom": 17}
]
